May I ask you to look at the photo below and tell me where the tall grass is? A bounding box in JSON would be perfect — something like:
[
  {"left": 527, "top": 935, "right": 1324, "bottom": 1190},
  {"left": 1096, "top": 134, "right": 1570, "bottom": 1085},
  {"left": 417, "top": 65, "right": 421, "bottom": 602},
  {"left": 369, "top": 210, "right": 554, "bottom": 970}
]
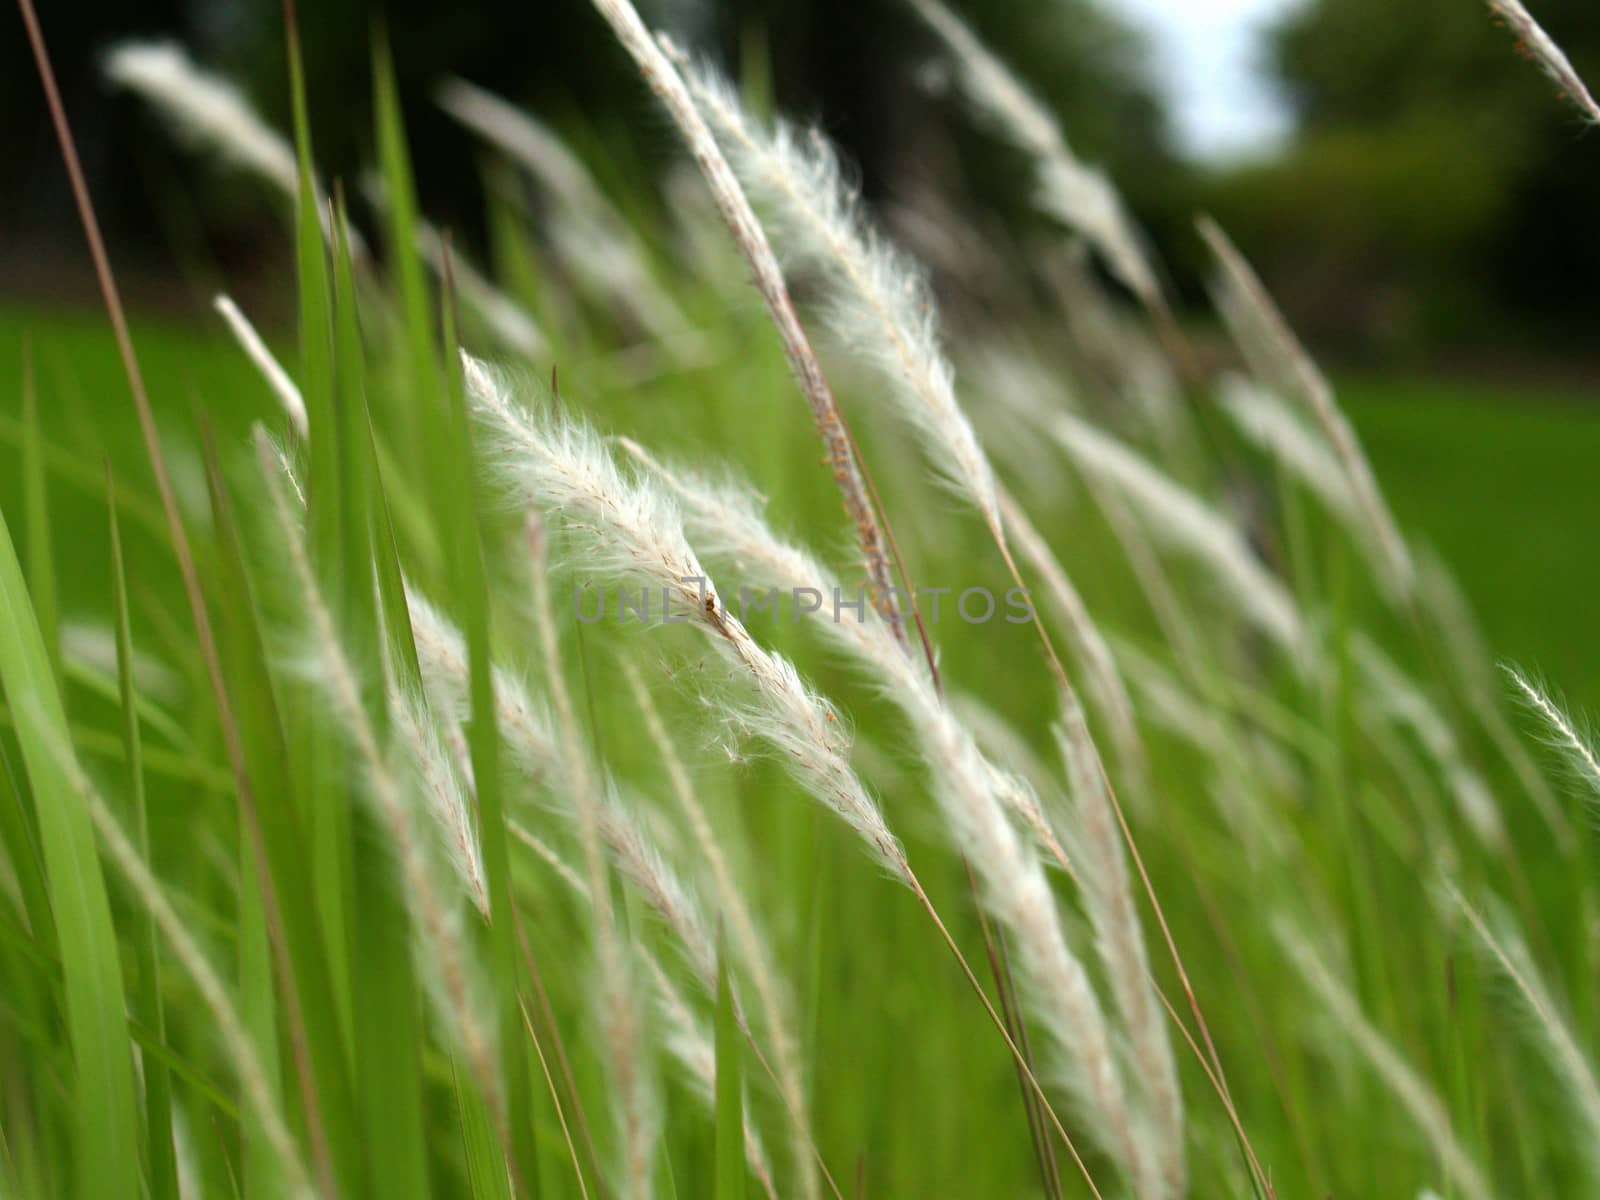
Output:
[{"left": 4, "top": 0, "right": 1600, "bottom": 1196}]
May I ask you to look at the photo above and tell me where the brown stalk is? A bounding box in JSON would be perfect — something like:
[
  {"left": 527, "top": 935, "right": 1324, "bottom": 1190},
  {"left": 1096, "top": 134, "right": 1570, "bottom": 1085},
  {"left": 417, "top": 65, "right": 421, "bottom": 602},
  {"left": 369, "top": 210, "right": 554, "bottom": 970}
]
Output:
[{"left": 14, "top": 4, "right": 335, "bottom": 1194}]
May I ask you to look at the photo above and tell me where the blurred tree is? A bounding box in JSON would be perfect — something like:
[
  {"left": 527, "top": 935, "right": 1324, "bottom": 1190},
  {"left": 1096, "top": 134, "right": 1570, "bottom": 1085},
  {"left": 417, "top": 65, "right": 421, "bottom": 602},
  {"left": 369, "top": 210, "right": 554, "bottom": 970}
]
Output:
[
  {"left": 1208, "top": 0, "right": 1600, "bottom": 352},
  {"left": 2, "top": 0, "right": 1175, "bottom": 307}
]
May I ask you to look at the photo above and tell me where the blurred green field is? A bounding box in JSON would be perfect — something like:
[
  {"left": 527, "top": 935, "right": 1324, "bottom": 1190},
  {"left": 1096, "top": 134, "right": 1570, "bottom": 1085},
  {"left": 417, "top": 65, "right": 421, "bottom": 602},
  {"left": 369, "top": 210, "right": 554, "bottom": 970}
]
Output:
[
  {"left": 1342, "top": 374, "right": 1600, "bottom": 710},
  {"left": 4, "top": 287, "right": 1597, "bottom": 1196}
]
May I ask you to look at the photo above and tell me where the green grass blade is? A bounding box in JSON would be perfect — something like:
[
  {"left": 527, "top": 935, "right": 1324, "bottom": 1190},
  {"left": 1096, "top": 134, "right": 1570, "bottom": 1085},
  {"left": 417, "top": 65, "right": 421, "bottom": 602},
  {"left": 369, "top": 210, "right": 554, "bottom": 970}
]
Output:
[
  {"left": 456, "top": 1064, "right": 516, "bottom": 1200},
  {"left": 714, "top": 936, "right": 745, "bottom": 1200},
  {"left": 236, "top": 816, "right": 282, "bottom": 1200},
  {"left": 368, "top": 416, "right": 423, "bottom": 693},
  {"left": 0, "top": 692, "right": 54, "bottom": 952},
  {"left": 198, "top": 428, "right": 367, "bottom": 1198},
  {"left": 372, "top": 23, "right": 438, "bottom": 453},
  {"left": 285, "top": 10, "right": 356, "bottom": 1062},
  {"left": 328, "top": 195, "right": 385, "bottom": 722},
  {"left": 336, "top": 193, "right": 432, "bottom": 1200},
  {"left": 106, "top": 469, "right": 179, "bottom": 1200},
  {"left": 440, "top": 275, "right": 536, "bottom": 1186},
  {"left": 21, "top": 344, "right": 60, "bottom": 692},
  {"left": 0, "top": 506, "right": 140, "bottom": 1200}
]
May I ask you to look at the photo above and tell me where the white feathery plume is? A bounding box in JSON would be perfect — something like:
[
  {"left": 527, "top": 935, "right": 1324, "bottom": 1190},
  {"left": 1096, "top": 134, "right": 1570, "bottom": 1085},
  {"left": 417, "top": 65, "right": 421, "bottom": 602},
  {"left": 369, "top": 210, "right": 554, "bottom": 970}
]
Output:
[
  {"left": 609, "top": 450, "right": 1158, "bottom": 1191},
  {"left": 391, "top": 689, "right": 489, "bottom": 916},
  {"left": 1413, "top": 550, "right": 1563, "bottom": 845},
  {"left": 1045, "top": 247, "right": 1187, "bottom": 450},
  {"left": 509, "top": 820, "right": 589, "bottom": 898},
  {"left": 357, "top": 173, "right": 549, "bottom": 359},
  {"left": 408, "top": 588, "right": 722, "bottom": 995},
  {"left": 1487, "top": 0, "right": 1600, "bottom": 123},
  {"left": 1055, "top": 704, "right": 1182, "bottom": 1197},
  {"left": 621, "top": 660, "right": 818, "bottom": 1200},
  {"left": 678, "top": 59, "right": 1132, "bottom": 760},
  {"left": 1450, "top": 886, "right": 1600, "bottom": 1181},
  {"left": 1047, "top": 413, "right": 1306, "bottom": 653},
  {"left": 1199, "top": 217, "right": 1414, "bottom": 599},
  {"left": 1217, "top": 376, "right": 1358, "bottom": 529},
  {"left": 1353, "top": 637, "right": 1505, "bottom": 851},
  {"left": 961, "top": 341, "right": 1080, "bottom": 509},
  {"left": 234, "top": 406, "right": 495, "bottom": 917},
  {"left": 465, "top": 354, "right": 908, "bottom": 879},
  {"left": 951, "top": 693, "right": 1060, "bottom": 798},
  {"left": 519, "top": 824, "right": 779, "bottom": 1200},
  {"left": 677, "top": 58, "right": 999, "bottom": 526},
  {"left": 620, "top": 437, "right": 1072, "bottom": 876},
  {"left": 437, "top": 77, "right": 611, "bottom": 216},
  {"left": 254, "top": 432, "right": 504, "bottom": 1139},
  {"left": 213, "top": 295, "right": 308, "bottom": 438},
  {"left": 1111, "top": 642, "right": 1228, "bottom": 763},
  {"left": 437, "top": 77, "right": 689, "bottom": 340},
  {"left": 935, "top": 700, "right": 1153, "bottom": 1194},
  {"left": 474, "top": 364, "right": 1146, "bottom": 1185},
  {"left": 104, "top": 41, "right": 298, "bottom": 195},
  {"left": 584, "top": 0, "right": 903, "bottom": 637},
  {"left": 104, "top": 41, "right": 352, "bottom": 253},
  {"left": 904, "top": 0, "right": 1160, "bottom": 307},
  {"left": 47, "top": 743, "right": 312, "bottom": 1198},
  {"left": 1278, "top": 925, "right": 1494, "bottom": 1200},
  {"left": 1504, "top": 665, "right": 1600, "bottom": 800}
]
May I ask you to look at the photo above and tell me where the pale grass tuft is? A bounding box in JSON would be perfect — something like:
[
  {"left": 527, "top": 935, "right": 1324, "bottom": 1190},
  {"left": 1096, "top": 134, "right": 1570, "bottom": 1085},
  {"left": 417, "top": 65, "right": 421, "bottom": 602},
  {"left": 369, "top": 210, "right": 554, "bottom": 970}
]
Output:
[
  {"left": 58, "top": 619, "right": 184, "bottom": 707},
  {"left": 1487, "top": 0, "right": 1600, "bottom": 123},
  {"left": 1217, "top": 376, "right": 1358, "bottom": 529},
  {"left": 643, "top": 954, "right": 780, "bottom": 1200},
  {"left": 104, "top": 42, "right": 350, "bottom": 251},
  {"left": 465, "top": 355, "right": 908, "bottom": 879},
  {"left": 60, "top": 754, "right": 312, "bottom": 1198},
  {"left": 584, "top": 0, "right": 902, "bottom": 636},
  {"left": 1055, "top": 702, "right": 1182, "bottom": 1197},
  {"left": 621, "top": 437, "right": 1071, "bottom": 875},
  {"left": 105, "top": 41, "right": 297, "bottom": 195},
  {"left": 412, "top": 219, "right": 548, "bottom": 358},
  {"left": 678, "top": 58, "right": 998, "bottom": 525},
  {"left": 254, "top": 432, "right": 504, "bottom": 1138},
  {"left": 904, "top": 0, "right": 1160, "bottom": 307},
  {"left": 1504, "top": 664, "right": 1600, "bottom": 800},
  {"left": 473, "top": 365, "right": 1141, "bottom": 1185},
  {"left": 996, "top": 487, "right": 1143, "bottom": 777},
  {"left": 410, "top": 585, "right": 722, "bottom": 999},
  {"left": 1047, "top": 413, "right": 1306, "bottom": 653},
  {"left": 213, "top": 295, "right": 308, "bottom": 438},
  {"left": 1200, "top": 217, "right": 1414, "bottom": 599},
  {"left": 390, "top": 689, "right": 489, "bottom": 916},
  {"left": 519, "top": 824, "right": 778, "bottom": 1200},
  {"left": 437, "top": 77, "right": 688, "bottom": 340},
  {"left": 621, "top": 660, "right": 817, "bottom": 1200}
]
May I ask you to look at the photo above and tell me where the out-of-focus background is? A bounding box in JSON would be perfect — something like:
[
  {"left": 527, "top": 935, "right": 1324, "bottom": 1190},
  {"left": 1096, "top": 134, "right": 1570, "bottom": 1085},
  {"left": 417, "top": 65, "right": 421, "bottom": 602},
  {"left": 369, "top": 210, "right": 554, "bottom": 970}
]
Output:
[{"left": 3, "top": 0, "right": 1598, "bottom": 699}]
